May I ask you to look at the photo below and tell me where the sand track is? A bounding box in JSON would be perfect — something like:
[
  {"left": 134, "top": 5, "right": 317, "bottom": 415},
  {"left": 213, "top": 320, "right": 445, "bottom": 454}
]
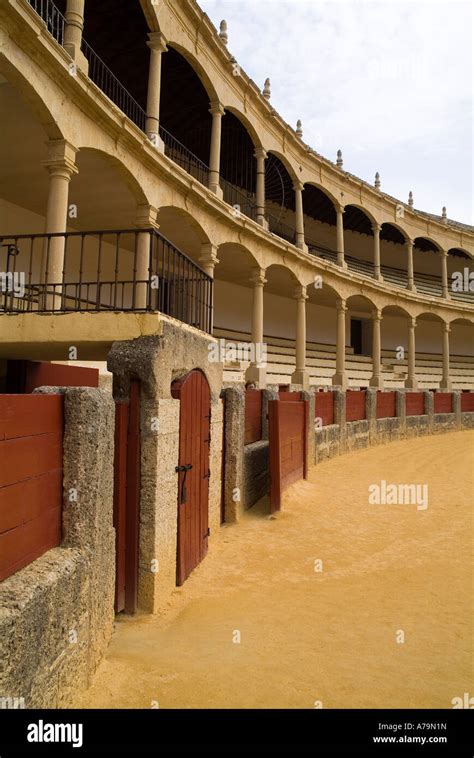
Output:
[{"left": 76, "top": 431, "right": 473, "bottom": 709}]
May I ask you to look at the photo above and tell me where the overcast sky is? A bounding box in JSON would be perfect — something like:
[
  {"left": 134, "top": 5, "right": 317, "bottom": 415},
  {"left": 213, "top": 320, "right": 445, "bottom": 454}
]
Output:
[{"left": 199, "top": 0, "right": 473, "bottom": 225}]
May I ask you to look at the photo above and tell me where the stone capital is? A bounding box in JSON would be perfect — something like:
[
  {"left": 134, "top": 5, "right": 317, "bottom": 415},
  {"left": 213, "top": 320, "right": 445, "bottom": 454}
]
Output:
[
  {"left": 209, "top": 101, "right": 225, "bottom": 117},
  {"left": 336, "top": 298, "right": 347, "bottom": 314},
  {"left": 409, "top": 317, "right": 417, "bottom": 329},
  {"left": 135, "top": 204, "right": 159, "bottom": 229},
  {"left": 293, "top": 181, "right": 304, "bottom": 193},
  {"left": 254, "top": 147, "right": 267, "bottom": 162},
  {"left": 443, "top": 322, "right": 451, "bottom": 334},
  {"left": 336, "top": 204, "right": 345, "bottom": 215},
  {"left": 294, "top": 284, "right": 308, "bottom": 301},
  {"left": 371, "top": 223, "right": 382, "bottom": 234},
  {"left": 147, "top": 32, "right": 168, "bottom": 54},
  {"left": 372, "top": 308, "right": 383, "bottom": 321},
  {"left": 199, "top": 242, "right": 219, "bottom": 269},
  {"left": 250, "top": 268, "right": 266, "bottom": 287},
  {"left": 42, "top": 139, "right": 78, "bottom": 177}
]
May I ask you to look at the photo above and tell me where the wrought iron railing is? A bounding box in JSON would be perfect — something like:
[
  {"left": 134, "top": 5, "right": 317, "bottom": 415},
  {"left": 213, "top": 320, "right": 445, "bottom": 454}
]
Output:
[
  {"left": 159, "top": 125, "right": 209, "bottom": 186},
  {"left": 0, "top": 229, "right": 213, "bottom": 333},
  {"left": 220, "top": 178, "right": 258, "bottom": 222},
  {"left": 267, "top": 212, "right": 296, "bottom": 244},
  {"left": 81, "top": 40, "right": 147, "bottom": 132},
  {"left": 27, "top": 0, "right": 65, "bottom": 45}
]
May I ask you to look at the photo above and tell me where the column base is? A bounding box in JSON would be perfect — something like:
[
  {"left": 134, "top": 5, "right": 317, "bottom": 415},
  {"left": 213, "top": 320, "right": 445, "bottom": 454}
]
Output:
[
  {"left": 296, "top": 241, "right": 308, "bottom": 253},
  {"left": 369, "top": 375, "right": 384, "bottom": 389},
  {"left": 147, "top": 133, "right": 165, "bottom": 153},
  {"left": 404, "top": 377, "right": 418, "bottom": 390},
  {"left": 375, "top": 273, "right": 384, "bottom": 282},
  {"left": 209, "top": 183, "right": 224, "bottom": 200},
  {"left": 407, "top": 283, "right": 417, "bottom": 293},
  {"left": 337, "top": 258, "right": 348, "bottom": 270},
  {"left": 291, "top": 369, "right": 309, "bottom": 390},
  {"left": 245, "top": 365, "right": 267, "bottom": 388},
  {"left": 64, "top": 46, "right": 89, "bottom": 75},
  {"left": 257, "top": 216, "right": 269, "bottom": 230},
  {"left": 439, "top": 378, "right": 452, "bottom": 390},
  {"left": 332, "top": 372, "right": 348, "bottom": 389}
]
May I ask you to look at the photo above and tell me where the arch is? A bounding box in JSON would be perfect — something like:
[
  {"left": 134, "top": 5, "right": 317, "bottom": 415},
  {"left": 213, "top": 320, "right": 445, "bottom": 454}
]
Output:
[
  {"left": 265, "top": 263, "right": 303, "bottom": 293},
  {"left": 306, "top": 278, "right": 343, "bottom": 306},
  {"left": 224, "top": 106, "right": 263, "bottom": 150},
  {"left": 448, "top": 247, "right": 473, "bottom": 260},
  {"left": 156, "top": 206, "right": 212, "bottom": 262},
  {"left": 346, "top": 293, "right": 378, "bottom": 313},
  {"left": 413, "top": 236, "right": 442, "bottom": 253},
  {"left": 416, "top": 311, "right": 445, "bottom": 322},
  {"left": 304, "top": 182, "right": 339, "bottom": 213},
  {"left": 381, "top": 304, "right": 412, "bottom": 319},
  {"left": 380, "top": 222, "right": 408, "bottom": 245},
  {"left": 139, "top": 0, "right": 159, "bottom": 31},
  {"left": 303, "top": 183, "right": 337, "bottom": 229},
  {"left": 0, "top": 58, "right": 64, "bottom": 141},
  {"left": 165, "top": 42, "right": 219, "bottom": 107},
  {"left": 449, "top": 316, "right": 474, "bottom": 326},
  {"left": 215, "top": 242, "right": 261, "bottom": 284},
  {"left": 266, "top": 150, "right": 299, "bottom": 186},
  {"left": 76, "top": 147, "right": 149, "bottom": 206},
  {"left": 343, "top": 204, "right": 377, "bottom": 235}
]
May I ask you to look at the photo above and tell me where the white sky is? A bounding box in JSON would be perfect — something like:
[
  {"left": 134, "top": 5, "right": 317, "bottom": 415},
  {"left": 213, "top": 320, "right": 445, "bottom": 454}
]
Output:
[{"left": 199, "top": 0, "right": 473, "bottom": 225}]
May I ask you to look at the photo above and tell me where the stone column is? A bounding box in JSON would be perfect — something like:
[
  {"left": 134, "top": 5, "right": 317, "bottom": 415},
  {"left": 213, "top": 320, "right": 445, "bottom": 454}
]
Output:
[
  {"left": 332, "top": 298, "right": 348, "bottom": 388},
  {"left": 440, "top": 322, "right": 452, "bottom": 389},
  {"left": 406, "top": 238, "right": 416, "bottom": 291},
  {"left": 336, "top": 205, "right": 346, "bottom": 268},
  {"left": 291, "top": 285, "right": 309, "bottom": 389},
  {"left": 63, "top": 0, "right": 88, "bottom": 73},
  {"left": 405, "top": 317, "right": 418, "bottom": 389},
  {"left": 245, "top": 269, "right": 267, "bottom": 386},
  {"left": 42, "top": 140, "right": 78, "bottom": 310},
  {"left": 293, "top": 182, "right": 307, "bottom": 251},
  {"left": 146, "top": 32, "right": 168, "bottom": 152},
  {"left": 369, "top": 308, "right": 384, "bottom": 388},
  {"left": 372, "top": 223, "right": 382, "bottom": 280},
  {"left": 208, "top": 102, "right": 225, "bottom": 198},
  {"left": 134, "top": 204, "right": 159, "bottom": 310},
  {"left": 254, "top": 148, "right": 268, "bottom": 228},
  {"left": 441, "top": 249, "right": 450, "bottom": 299},
  {"left": 199, "top": 243, "right": 219, "bottom": 334}
]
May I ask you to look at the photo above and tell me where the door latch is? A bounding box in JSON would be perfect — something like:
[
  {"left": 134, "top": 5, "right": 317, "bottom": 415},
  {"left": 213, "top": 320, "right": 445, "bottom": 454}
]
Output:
[{"left": 175, "top": 464, "right": 192, "bottom": 504}]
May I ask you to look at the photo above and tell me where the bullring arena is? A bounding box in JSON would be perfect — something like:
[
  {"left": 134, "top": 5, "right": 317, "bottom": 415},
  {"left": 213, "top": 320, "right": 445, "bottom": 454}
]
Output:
[{"left": 0, "top": 0, "right": 472, "bottom": 712}]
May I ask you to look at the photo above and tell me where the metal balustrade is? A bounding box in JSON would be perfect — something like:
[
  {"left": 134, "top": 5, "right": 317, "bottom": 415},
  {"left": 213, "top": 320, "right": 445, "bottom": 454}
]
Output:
[
  {"left": 0, "top": 229, "right": 213, "bottom": 333},
  {"left": 27, "top": 0, "right": 65, "bottom": 45},
  {"left": 159, "top": 126, "right": 209, "bottom": 186}
]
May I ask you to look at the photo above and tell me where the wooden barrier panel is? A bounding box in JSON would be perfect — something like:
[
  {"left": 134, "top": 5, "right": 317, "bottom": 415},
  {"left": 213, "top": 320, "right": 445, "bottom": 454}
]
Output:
[
  {"left": 406, "top": 392, "right": 425, "bottom": 416},
  {"left": 268, "top": 398, "right": 308, "bottom": 512},
  {"left": 6, "top": 360, "right": 99, "bottom": 393},
  {"left": 433, "top": 393, "right": 453, "bottom": 414},
  {"left": 461, "top": 392, "right": 474, "bottom": 412},
  {"left": 0, "top": 394, "right": 63, "bottom": 582},
  {"left": 376, "top": 391, "right": 396, "bottom": 419},
  {"left": 244, "top": 389, "right": 263, "bottom": 445},
  {"left": 314, "top": 391, "right": 334, "bottom": 426},
  {"left": 346, "top": 390, "right": 366, "bottom": 422},
  {"left": 278, "top": 391, "right": 303, "bottom": 402}
]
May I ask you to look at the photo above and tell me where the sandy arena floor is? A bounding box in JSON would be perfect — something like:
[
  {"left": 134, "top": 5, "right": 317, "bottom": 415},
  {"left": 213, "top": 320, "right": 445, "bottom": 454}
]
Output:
[{"left": 76, "top": 431, "right": 473, "bottom": 709}]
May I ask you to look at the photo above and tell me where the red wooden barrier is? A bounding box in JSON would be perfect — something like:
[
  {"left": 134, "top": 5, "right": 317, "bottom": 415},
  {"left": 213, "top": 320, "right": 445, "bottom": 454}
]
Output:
[
  {"left": 278, "top": 391, "right": 302, "bottom": 402},
  {"left": 346, "top": 390, "right": 366, "bottom": 422},
  {"left": 6, "top": 360, "right": 99, "bottom": 393},
  {"left": 433, "top": 392, "right": 453, "bottom": 414},
  {"left": 461, "top": 392, "right": 474, "bottom": 412},
  {"left": 0, "top": 394, "right": 63, "bottom": 582},
  {"left": 376, "top": 391, "right": 396, "bottom": 419},
  {"left": 406, "top": 392, "right": 425, "bottom": 416},
  {"left": 268, "top": 398, "right": 308, "bottom": 512},
  {"left": 244, "top": 389, "right": 263, "bottom": 445},
  {"left": 314, "top": 391, "right": 334, "bottom": 426}
]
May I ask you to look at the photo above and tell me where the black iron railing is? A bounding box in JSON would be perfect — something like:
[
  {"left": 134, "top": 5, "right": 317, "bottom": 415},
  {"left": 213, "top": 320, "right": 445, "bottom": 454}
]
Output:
[
  {"left": 220, "top": 178, "right": 258, "bottom": 222},
  {"left": 0, "top": 229, "right": 213, "bottom": 333},
  {"left": 81, "top": 40, "right": 147, "bottom": 132},
  {"left": 267, "top": 212, "right": 296, "bottom": 244},
  {"left": 27, "top": 0, "right": 65, "bottom": 44},
  {"left": 159, "top": 126, "right": 209, "bottom": 186}
]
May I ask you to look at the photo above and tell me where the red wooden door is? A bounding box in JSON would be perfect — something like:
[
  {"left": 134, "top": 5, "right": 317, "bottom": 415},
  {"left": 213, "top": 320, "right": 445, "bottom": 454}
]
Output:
[
  {"left": 172, "top": 370, "right": 211, "bottom": 586},
  {"left": 113, "top": 380, "right": 141, "bottom": 613}
]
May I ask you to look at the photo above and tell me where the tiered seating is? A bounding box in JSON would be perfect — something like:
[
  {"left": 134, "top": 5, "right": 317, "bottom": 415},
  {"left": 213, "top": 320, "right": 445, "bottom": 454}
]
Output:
[{"left": 215, "top": 327, "right": 474, "bottom": 390}]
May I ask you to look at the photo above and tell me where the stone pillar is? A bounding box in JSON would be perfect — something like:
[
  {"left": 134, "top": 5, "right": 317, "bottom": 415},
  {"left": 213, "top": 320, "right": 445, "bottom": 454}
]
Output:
[
  {"left": 245, "top": 269, "right": 267, "bottom": 386},
  {"left": 453, "top": 391, "right": 462, "bottom": 429},
  {"left": 291, "top": 285, "right": 309, "bottom": 389},
  {"left": 333, "top": 388, "right": 347, "bottom": 451},
  {"left": 405, "top": 317, "right": 418, "bottom": 389},
  {"left": 395, "top": 389, "right": 406, "bottom": 436},
  {"left": 440, "top": 322, "right": 452, "bottom": 389},
  {"left": 332, "top": 298, "right": 348, "bottom": 388},
  {"left": 146, "top": 32, "right": 168, "bottom": 152},
  {"left": 369, "top": 308, "right": 384, "bottom": 388},
  {"left": 336, "top": 205, "right": 346, "bottom": 268},
  {"left": 441, "top": 249, "right": 450, "bottom": 299},
  {"left": 372, "top": 223, "right": 382, "bottom": 280},
  {"left": 293, "top": 182, "right": 307, "bottom": 252},
  {"left": 221, "top": 387, "right": 245, "bottom": 522},
  {"left": 406, "top": 238, "right": 416, "bottom": 291},
  {"left": 208, "top": 102, "right": 225, "bottom": 198},
  {"left": 134, "top": 204, "right": 159, "bottom": 310},
  {"left": 42, "top": 140, "right": 78, "bottom": 310},
  {"left": 254, "top": 148, "right": 268, "bottom": 228},
  {"left": 199, "top": 243, "right": 219, "bottom": 333},
  {"left": 424, "top": 390, "right": 434, "bottom": 433},
  {"left": 365, "top": 388, "right": 377, "bottom": 444},
  {"left": 63, "top": 0, "right": 88, "bottom": 73}
]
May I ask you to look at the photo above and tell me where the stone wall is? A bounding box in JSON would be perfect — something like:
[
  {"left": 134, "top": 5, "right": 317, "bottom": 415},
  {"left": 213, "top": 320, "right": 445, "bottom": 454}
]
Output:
[
  {"left": 0, "top": 388, "right": 115, "bottom": 708},
  {"left": 108, "top": 319, "right": 223, "bottom": 613}
]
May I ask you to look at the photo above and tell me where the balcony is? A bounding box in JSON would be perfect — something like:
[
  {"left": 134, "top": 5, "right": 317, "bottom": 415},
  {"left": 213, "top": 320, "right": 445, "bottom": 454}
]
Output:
[{"left": 0, "top": 229, "right": 213, "bottom": 334}]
